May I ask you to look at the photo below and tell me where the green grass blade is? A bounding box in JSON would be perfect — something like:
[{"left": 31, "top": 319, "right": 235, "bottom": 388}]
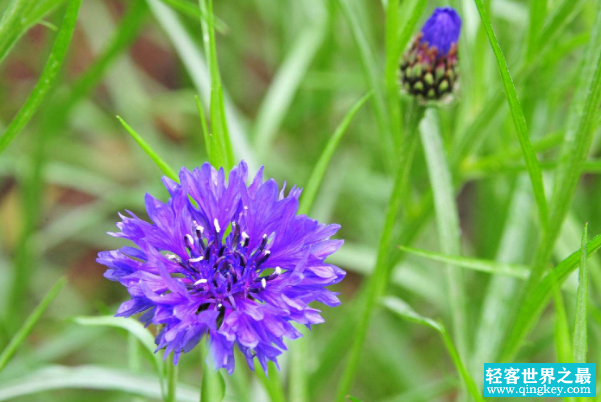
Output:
[
  {"left": 0, "top": 365, "right": 201, "bottom": 401},
  {"left": 553, "top": 288, "right": 573, "bottom": 363},
  {"left": 0, "top": 0, "right": 38, "bottom": 65},
  {"left": 298, "top": 92, "right": 371, "bottom": 215},
  {"left": 400, "top": 246, "right": 529, "bottom": 279},
  {"left": 72, "top": 315, "right": 166, "bottom": 398},
  {"left": 199, "top": 0, "right": 234, "bottom": 170},
  {"left": 196, "top": 95, "right": 215, "bottom": 163},
  {"left": 525, "top": 0, "right": 547, "bottom": 61},
  {"left": 473, "top": 0, "right": 548, "bottom": 228},
  {"left": 158, "top": 0, "right": 226, "bottom": 32},
  {"left": 254, "top": 26, "right": 325, "bottom": 155},
  {"left": 117, "top": 117, "right": 179, "bottom": 182},
  {"left": 0, "top": 0, "right": 82, "bottom": 157},
  {"left": 147, "top": 0, "right": 256, "bottom": 169},
  {"left": 336, "top": 0, "right": 394, "bottom": 168},
  {"left": 472, "top": 176, "right": 532, "bottom": 381},
  {"left": 0, "top": 0, "right": 68, "bottom": 66},
  {"left": 573, "top": 223, "right": 588, "bottom": 363},
  {"left": 420, "top": 111, "right": 467, "bottom": 358},
  {"left": 525, "top": 2, "right": 601, "bottom": 294},
  {"left": 64, "top": 0, "right": 147, "bottom": 110},
  {"left": 290, "top": 92, "right": 369, "bottom": 402},
  {"left": 383, "top": 297, "right": 485, "bottom": 402},
  {"left": 0, "top": 277, "right": 67, "bottom": 373},
  {"left": 500, "top": 232, "right": 601, "bottom": 361},
  {"left": 333, "top": 105, "right": 424, "bottom": 402}
]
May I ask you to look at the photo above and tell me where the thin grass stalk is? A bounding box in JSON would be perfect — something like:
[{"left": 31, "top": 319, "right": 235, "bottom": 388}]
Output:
[{"left": 334, "top": 103, "right": 425, "bottom": 401}]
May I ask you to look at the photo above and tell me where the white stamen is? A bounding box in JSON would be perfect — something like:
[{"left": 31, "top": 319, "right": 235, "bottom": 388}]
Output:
[
  {"left": 275, "top": 266, "right": 282, "bottom": 275},
  {"left": 189, "top": 256, "right": 203, "bottom": 263},
  {"left": 195, "top": 225, "right": 204, "bottom": 234},
  {"left": 261, "top": 278, "right": 267, "bottom": 288},
  {"left": 167, "top": 254, "right": 180, "bottom": 262},
  {"left": 264, "top": 250, "right": 271, "bottom": 256},
  {"left": 241, "top": 232, "right": 249, "bottom": 245},
  {"left": 194, "top": 278, "right": 207, "bottom": 286},
  {"left": 185, "top": 234, "right": 194, "bottom": 245},
  {"left": 214, "top": 218, "right": 221, "bottom": 232},
  {"left": 217, "top": 303, "right": 223, "bottom": 309}
]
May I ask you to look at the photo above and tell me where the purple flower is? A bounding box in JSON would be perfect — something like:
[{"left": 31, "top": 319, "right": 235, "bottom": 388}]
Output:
[
  {"left": 97, "top": 161, "right": 345, "bottom": 374},
  {"left": 420, "top": 7, "right": 462, "bottom": 56}
]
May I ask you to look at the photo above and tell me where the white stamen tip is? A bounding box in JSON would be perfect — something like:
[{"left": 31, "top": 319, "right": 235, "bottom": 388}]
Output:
[
  {"left": 214, "top": 218, "right": 221, "bottom": 232},
  {"left": 194, "top": 278, "right": 207, "bottom": 286},
  {"left": 261, "top": 278, "right": 267, "bottom": 288},
  {"left": 217, "top": 303, "right": 223, "bottom": 309},
  {"left": 195, "top": 225, "right": 204, "bottom": 234},
  {"left": 265, "top": 250, "right": 271, "bottom": 256},
  {"left": 263, "top": 234, "right": 267, "bottom": 239},
  {"left": 185, "top": 234, "right": 194, "bottom": 244},
  {"left": 275, "top": 266, "right": 282, "bottom": 275},
  {"left": 189, "top": 256, "right": 203, "bottom": 263}
]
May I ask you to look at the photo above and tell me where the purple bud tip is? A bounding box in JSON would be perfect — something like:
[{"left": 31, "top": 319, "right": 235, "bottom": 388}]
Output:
[{"left": 420, "top": 7, "right": 462, "bottom": 56}]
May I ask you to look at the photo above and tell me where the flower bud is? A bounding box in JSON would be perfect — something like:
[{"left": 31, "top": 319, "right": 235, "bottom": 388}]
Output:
[{"left": 400, "top": 7, "right": 462, "bottom": 102}]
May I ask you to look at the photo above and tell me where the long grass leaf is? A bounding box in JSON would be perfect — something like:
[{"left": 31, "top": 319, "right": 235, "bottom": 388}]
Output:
[
  {"left": 199, "top": 0, "right": 234, "bottom": 170},
  {"left": 289, "top": 92, "right": 369, "bottom": 402},
  {"left": 298, "top": 92, "right": 371, "bottom": 215},
  {"left": 147, "top": 0, "right": 256, "bottom": 169},
  {"left": 420, "top": 111, "right": 467, "bottom": 358},
  {"left": 573, "top": 223, "right": 588, "bottom": 363},
  {"left": 472, "top": 176, "right": 532, "bottom": 383},
  {"left": 254, "top": 26, "right": 325, "bottom": 155},
  {"left": 333, "top": 105, "right": 424, "bottom": 402},
  {"left": 158, "top": 0, "right": 226, "bottom": 32},
  {"left": 473, "top": 0, "right": 548, "bottom": 228},
  {"left": 500, "top": 232, "right": 601, "bottom": 361},
  {"left": 0, "top": 365, "right": 203, "bottom": 401},
  {"left": 383, "top": 297, "right": 484, "bottom": 402},
  {"left": 336, "top": 0, "right": 394, "bottom": 168},
  {"left": 401, "top": 246, "right": 529, "bottom": 279},
  {"left": 524, "top": 2, "right": 601, "bottom": 297},
  {"left": 553, "top": 288, "right": 573, "bottom": 363},
  {"left": 117, "top": 117, "right": 179, "bottom": 181},
  {"left": 64, "top": 0, "right": 147, "bottom": 110},
  {"left": 0, "top": 0, "right": 68, "bottom": 67},
  {"left": 72, "top": 315, "right": 164, "bottom": 377},
  {"left": 73, "top": 315, "right": 166, "bottom": 399},
  {"left": 0, "top": 0, "right": 38, "bottom": 65},
  {"left": 0, "top": 0, "right": 82, "bottom": 156},
  {"left": 0, "top": 277, "right": 66, "bottom": 373}
]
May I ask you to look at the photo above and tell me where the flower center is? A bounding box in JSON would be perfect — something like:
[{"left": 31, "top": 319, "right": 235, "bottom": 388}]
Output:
[{"left": 168, "top": 218, "right": 281, "bottom": 314}]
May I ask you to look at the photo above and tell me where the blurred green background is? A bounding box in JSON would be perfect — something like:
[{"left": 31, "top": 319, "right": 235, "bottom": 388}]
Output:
[{"left": 0, "top": 0, "right": 600, "bottom": 401}]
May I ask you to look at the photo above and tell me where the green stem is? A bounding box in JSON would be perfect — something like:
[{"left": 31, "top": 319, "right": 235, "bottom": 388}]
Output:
[
  {"left": 200, "top": 340, "right": 224, "bottom": 402},
  {"left": 334, "top": 103, "right": 425, "bottom": 402},
  {"left": 166, "top": 362, "right": 178, "bottom": 402}
]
